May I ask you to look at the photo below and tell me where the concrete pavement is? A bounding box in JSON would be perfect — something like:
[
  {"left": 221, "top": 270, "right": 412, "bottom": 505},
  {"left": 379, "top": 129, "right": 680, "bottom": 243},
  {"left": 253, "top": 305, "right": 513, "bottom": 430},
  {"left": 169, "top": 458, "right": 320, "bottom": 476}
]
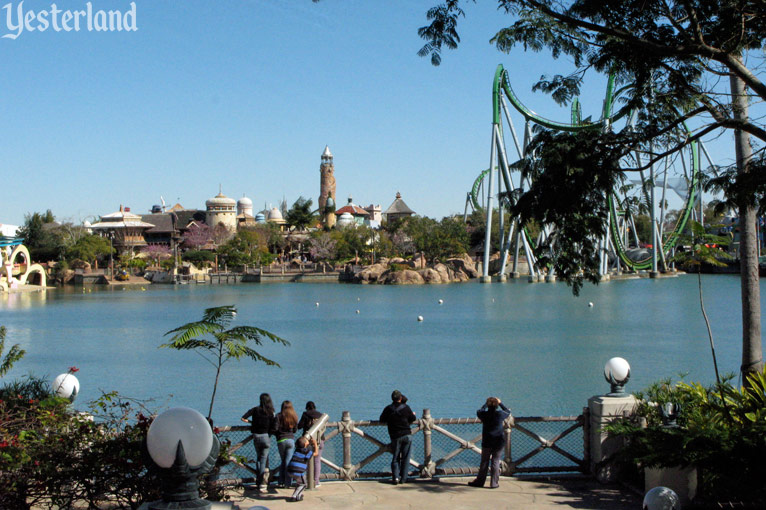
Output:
[{"left": 221, "top": 476, "right": 641, "bottom": 510}]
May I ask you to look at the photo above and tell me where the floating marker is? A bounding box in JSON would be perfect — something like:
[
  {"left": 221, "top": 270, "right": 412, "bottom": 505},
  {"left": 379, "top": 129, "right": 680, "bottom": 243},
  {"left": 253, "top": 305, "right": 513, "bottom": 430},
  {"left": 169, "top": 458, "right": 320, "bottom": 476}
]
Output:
[
  {"left": 438, "top": 299, "right": 443, "bottom": 304},
  {"left": 417, "top": 316, "right": 424, "bottom": 322},
  {"left": 357, "top": 297, "right": 360, "bottom": 301},
  {"left": 588, "top": 302, "right": 594, "bottom": 307},
  {"left": 356, "top": 310, "right": 360, "bottom": 314},
  {"left": 315, "top": 302, "right": 319, "bottom": 307}
]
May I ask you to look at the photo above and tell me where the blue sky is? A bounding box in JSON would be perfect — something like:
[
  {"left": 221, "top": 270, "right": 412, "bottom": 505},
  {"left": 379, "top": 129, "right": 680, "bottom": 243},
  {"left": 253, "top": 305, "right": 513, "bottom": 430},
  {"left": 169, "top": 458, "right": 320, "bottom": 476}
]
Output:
[{"left": 0, "top": 0, "right": 737, "bottom": 227}]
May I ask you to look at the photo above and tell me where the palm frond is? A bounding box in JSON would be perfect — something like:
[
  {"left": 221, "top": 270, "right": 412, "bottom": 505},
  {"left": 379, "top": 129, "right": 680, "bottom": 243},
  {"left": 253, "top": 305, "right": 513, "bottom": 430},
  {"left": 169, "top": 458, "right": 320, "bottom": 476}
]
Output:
[
  {"left": 225, "top": 326, "right": 290, "bottom": 346},
  {"left": 164, "top": 321, "right": 223, "bottom": 345},
  {"left": 240, "top": 346, "right": 281, "bottom": 367},
  {"left": 202, "top": 305, "right": 237, "bottom": 325},
  {"left": 160, "top": 338, "right": 217, "bottom": 351}
]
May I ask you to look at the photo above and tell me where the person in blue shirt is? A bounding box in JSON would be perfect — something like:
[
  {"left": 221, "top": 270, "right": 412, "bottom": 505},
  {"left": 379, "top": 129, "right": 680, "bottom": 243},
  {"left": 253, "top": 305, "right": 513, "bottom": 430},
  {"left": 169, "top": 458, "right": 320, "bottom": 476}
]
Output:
[
  {"left": 287, "top": 435, "right": 318, "bottom": 502},
  {"left": 468, "top": 396, "right": 512, "bottom": 489}
]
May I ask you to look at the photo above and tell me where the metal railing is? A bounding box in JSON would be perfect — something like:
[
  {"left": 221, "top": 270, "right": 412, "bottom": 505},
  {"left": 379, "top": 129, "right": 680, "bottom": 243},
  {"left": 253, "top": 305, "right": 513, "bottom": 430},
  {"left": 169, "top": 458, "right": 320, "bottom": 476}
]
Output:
[{"left": 215, "top": 407, "right": 589, "bottom": 485}]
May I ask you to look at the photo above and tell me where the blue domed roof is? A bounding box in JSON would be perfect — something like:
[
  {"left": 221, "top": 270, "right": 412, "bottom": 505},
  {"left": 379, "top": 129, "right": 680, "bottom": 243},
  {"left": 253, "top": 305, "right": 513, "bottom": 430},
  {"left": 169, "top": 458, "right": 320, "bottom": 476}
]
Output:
[
  {"left": 255, "top": 213, "right": 266, "bottom": 223},
  {"left": 326, "top": 196, "right": 335, "bottom": 208}
]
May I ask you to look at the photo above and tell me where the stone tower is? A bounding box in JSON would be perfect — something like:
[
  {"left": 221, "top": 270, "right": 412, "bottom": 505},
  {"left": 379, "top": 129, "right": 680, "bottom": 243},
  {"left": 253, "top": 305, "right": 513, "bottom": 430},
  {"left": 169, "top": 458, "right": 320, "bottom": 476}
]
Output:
[{"left": 319, "top": 145, "right": 336, "bottom": 216}]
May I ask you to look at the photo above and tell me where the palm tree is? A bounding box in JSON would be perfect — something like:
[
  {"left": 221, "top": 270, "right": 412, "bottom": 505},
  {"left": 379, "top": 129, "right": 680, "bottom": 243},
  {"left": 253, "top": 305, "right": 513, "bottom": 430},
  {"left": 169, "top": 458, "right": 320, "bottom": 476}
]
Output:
[{"left": 161, "top": 305, "right": 289, "bottom": 420}]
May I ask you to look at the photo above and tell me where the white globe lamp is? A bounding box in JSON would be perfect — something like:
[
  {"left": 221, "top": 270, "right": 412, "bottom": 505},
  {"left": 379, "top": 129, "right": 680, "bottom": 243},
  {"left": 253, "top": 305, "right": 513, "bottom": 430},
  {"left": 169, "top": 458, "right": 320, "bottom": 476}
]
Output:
[
  {"left": 145, "top": 407, "right": 220, "bottom": 510},
  {"left": 604, "top": 357, "right": 631, "bottom": 396},
  {"left": 52, "top": 373, "right": 80, "bottom": 401}
]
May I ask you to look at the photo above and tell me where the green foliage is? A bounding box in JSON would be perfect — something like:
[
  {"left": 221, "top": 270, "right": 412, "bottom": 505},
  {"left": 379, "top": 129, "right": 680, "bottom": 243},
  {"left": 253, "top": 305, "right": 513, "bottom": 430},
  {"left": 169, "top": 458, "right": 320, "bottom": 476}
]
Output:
[
  {"left": 510, "top": 130, "right": 626, "bottom": 294},
  {"left": 402, "top": 215, "right": 470, "bottom": 263},
  {"left": 672, "top": 222, "right": 732, "bottom": 270},
  {"left": 0, "top": 326, "right": 25, "bottom": 379},
  {"left": 162, "top": 305, "right": 289, "bottom": 419},
  {"left": 183, "top": 249, "right": 216, "bottom": 265},
  {"left": 0, "top": 383, "right": 163, "bottom": 510},
  {"left": 18, "top": 210, "right": 65, "bottom": 262},
  {"left": 217, "top": 230, "right": 270, "bottom": 267},
  {"left": 65, "top": 234, "right": 113, "bottom": 265},
  {"left": 605, "top": 373, "right": 766, "bottom": 502},
  {"left": 285, "top": 196, "right": 317, "bottom": 231}
]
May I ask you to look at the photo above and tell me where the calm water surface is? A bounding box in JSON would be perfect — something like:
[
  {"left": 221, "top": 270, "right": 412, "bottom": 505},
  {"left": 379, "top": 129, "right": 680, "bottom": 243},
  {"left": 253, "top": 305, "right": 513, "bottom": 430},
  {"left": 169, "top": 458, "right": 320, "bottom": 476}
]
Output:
[{"left": 1, "top": 275, "right": 763, "bottom": 425}]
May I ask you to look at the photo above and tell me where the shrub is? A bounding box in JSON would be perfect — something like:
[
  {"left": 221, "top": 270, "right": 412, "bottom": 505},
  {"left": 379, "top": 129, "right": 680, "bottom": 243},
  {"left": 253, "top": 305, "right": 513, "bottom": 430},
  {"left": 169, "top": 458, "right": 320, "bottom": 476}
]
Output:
[{"left": 605, "top": 371, "right": 766, "bottom": 503}]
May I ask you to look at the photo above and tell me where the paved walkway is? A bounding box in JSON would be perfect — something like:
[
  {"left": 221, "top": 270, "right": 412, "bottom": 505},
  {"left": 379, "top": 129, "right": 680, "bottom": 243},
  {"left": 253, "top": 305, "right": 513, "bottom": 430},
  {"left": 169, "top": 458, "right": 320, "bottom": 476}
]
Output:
[{"left": 222, "top": 476, "right": 641, "bottom": 510}]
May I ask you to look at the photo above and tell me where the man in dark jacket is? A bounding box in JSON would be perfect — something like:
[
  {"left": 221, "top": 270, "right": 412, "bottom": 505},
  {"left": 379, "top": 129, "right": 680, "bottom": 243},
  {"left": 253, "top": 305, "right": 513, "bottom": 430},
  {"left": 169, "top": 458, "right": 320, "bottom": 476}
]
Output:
[
  {"left": 380, "top": 390, "right": 416, "bottom": 484},
  {"left": 468, "top": 396, "right": 512, "bottom": 489}
]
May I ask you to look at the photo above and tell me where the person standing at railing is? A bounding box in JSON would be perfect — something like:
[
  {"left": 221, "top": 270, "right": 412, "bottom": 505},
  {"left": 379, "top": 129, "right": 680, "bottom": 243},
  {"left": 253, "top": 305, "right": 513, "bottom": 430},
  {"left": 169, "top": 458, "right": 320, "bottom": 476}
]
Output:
[
  {"left": 240, "top": 393, "right": 276, "bottom": 492},
  {"left": 273, "top": 400, "right": 299, "bottom": 489},
  {"left": 380, "top": 390, "right": 416, "bottom": 485},
  {"left": 468, "top": 396, "right": 512, "bottom": 489},
  {"left": 297, "top": 401, "right": 325, "bottom": 487}
]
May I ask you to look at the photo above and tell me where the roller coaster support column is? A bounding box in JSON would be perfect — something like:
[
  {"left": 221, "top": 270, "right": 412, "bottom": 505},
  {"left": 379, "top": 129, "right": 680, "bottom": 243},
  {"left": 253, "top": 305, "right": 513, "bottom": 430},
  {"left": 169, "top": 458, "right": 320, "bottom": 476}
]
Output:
[
  {"left": 481, "top": 124, "right": 498, "bottom": 283},
  {"left": 650, "top": 141, "right": 659, "bottom": 278}
]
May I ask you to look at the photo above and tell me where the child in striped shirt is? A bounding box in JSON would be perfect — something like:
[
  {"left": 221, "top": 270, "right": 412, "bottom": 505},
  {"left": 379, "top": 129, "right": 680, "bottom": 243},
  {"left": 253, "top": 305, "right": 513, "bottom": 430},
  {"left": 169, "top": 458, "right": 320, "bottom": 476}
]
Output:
[{"left": 287, "top": 436, "right": 318, "bottom": 501}]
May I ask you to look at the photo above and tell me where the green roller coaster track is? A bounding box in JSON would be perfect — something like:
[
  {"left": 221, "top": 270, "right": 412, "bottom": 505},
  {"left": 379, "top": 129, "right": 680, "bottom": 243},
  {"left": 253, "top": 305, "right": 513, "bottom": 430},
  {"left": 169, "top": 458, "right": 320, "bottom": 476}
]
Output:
[{"left": 473, "top": 64, "right": 699, "bottom": 271}]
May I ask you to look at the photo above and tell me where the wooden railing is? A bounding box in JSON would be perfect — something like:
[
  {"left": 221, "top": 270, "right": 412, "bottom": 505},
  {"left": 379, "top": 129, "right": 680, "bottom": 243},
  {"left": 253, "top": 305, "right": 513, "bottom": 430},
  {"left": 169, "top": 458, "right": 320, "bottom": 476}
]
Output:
[{"left": 215, "top": 407, "right": 589, "bottom": 485}]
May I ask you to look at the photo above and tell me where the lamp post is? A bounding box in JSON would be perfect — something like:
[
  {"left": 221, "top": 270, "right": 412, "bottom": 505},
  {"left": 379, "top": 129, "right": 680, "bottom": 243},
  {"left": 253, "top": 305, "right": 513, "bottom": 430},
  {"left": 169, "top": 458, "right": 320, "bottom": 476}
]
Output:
[
  {"left": 52, "top": 370, "right": 80, "bottom": 402},
  {"left": 144, "top": 407, "right": 220, "bottom": 510},
  {"left": 603, "top": 357, "right": 631, "bottom": 396},
  {"left": 108, "top": 232, "right": 115, "bottom": 281}
]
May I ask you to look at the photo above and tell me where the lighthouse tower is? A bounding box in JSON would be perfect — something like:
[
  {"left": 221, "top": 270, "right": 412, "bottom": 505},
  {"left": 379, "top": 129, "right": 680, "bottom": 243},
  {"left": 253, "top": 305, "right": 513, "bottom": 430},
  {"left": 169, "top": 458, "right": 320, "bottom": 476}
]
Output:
[{"left": 319, "top": 146, "right": 337, "bottom": 226}]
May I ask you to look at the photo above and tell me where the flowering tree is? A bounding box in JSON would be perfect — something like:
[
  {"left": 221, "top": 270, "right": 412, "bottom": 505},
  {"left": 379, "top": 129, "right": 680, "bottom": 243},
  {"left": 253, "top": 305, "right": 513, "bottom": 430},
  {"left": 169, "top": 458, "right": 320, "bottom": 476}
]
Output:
[
  {"left": 141, "top": 244, "right": 171, "bottom": 268},
  {"left": 182, "top": 221, "right": 211, "bottom": 250}
]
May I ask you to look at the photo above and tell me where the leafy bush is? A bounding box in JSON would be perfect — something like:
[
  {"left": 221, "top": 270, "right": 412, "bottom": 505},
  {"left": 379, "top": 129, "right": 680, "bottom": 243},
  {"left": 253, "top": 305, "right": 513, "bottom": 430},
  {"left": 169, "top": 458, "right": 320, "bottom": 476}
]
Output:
[
  {"left": 605, "top": 372, "right": 766, "bottom": 503},
  {"left": 0, "top": 382, "right": 235, "bottom": 509}
]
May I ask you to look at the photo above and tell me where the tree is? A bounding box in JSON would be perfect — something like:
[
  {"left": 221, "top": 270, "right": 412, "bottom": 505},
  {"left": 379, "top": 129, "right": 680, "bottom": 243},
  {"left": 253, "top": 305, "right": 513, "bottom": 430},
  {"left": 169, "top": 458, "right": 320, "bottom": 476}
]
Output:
[
  {"left": 17, "top": 210, "right": 65, "bottom": 262},
  {"left": 182, "top": 221, "right": 211, "bottom": 250},
  {"left": 66, "top": 234, "right": 113, "bottom": 266},
  {"left": 285, "top": 197, "right": 316, "bottom": 231},
  {"left": 0, "top": 326, "right": 25, "bottom": 378},
  {"left": 141, "top": 244, "right": 172, "bottom": 268},
  {"left": 402, "top": 215, "right": 470, "bottom": 263},
  {"left": 161, "top": 305, "right": 289, "bottom": 420},
  {"left": 308, "top": 232, "right": 337, "bottom": 262},
  {"left": 417, "top": 0, "right": 765, "bottom": 376},
  {"left": 217, "top": 230, "right": 269, "bottom": 267}
]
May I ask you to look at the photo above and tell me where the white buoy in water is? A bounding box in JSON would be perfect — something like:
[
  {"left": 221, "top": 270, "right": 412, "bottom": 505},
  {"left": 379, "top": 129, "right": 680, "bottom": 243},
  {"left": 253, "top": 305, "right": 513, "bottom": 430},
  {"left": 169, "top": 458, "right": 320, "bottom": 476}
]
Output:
[
  {"left": 438, "top": 299, "right": 443, "bottom": 304},
  {"left": 357, "top": 297, "right": 360, "bottom": 301},
  {"left": 588, "top": 302, "right": 594, "bottom": 307},
  {"left": 417, "top": 315, "right": 424, "bottom": 322},
  {"left": 315, "top": 302, "right": 319, "bottom": 307},
  {"left": 356, "top": 310, "right": 360, "bottom": 314}
]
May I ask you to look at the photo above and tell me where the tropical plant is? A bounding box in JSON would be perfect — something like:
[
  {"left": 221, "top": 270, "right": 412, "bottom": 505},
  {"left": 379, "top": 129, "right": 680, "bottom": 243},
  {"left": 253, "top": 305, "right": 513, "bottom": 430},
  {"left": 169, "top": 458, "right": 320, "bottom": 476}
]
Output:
[
  {"left": 604, "top": 373, "right": 766, "bottom": 502},
  {"left": 285, "top": 196, "right": 317, "bottom": 231},
  {"left": 161, "top": 305, "right": 289, "bottom": 419},
  {"left": 0, "top": 326, "right": 25, "bottom": 379}
]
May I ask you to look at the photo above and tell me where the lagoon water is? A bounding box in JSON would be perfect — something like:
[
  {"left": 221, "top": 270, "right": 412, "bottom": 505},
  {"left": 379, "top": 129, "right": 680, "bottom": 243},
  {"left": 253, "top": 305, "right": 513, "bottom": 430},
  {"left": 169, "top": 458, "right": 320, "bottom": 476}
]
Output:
[{"left": 1, "top": 276, "right": 763, "bottom": 425}]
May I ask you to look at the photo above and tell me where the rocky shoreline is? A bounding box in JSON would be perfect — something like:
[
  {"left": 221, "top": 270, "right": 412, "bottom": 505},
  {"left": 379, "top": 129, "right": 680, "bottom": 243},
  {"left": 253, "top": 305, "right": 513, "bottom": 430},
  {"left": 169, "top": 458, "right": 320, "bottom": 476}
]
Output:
[{"left": 349, "top": 253, "right": 479, "bottom": 284}]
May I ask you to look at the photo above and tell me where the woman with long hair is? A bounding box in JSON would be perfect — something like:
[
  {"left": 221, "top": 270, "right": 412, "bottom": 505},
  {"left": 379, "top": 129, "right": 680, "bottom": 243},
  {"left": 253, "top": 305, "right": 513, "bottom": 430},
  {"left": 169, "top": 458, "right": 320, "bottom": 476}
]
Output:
[
  {"left": 274, "top": 400, "right": 298, "bottom": 488},
  {"left": 241, "top": 393, "right": 276, "bottom": 491}
]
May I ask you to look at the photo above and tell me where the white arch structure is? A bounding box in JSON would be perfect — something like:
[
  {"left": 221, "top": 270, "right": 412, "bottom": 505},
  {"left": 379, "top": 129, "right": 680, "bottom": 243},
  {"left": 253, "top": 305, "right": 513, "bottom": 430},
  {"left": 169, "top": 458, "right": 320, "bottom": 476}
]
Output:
[{"left": 1, "top": 243, "right": 47, "bottom": 292}]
